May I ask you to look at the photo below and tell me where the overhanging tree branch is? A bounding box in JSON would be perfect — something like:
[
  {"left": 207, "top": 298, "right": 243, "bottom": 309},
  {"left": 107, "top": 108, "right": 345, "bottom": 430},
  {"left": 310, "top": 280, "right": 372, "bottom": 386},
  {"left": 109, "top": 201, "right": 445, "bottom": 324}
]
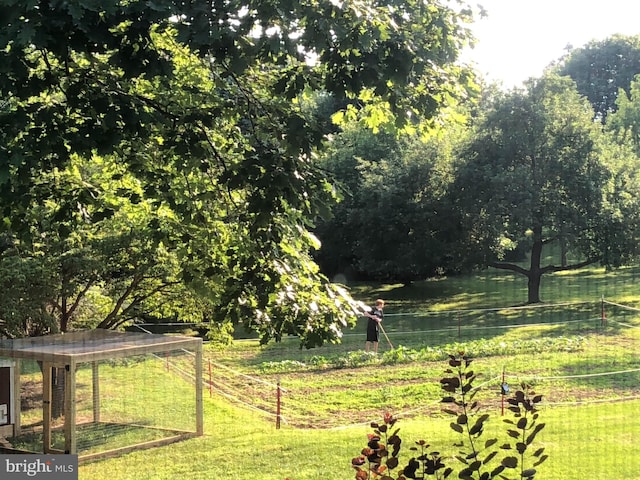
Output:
[
  {"left": 488, "top": 262, "right": 529, "bottom": 276},
  {"left": 540, "top": 257, "right": 600, "bottom": 274}
]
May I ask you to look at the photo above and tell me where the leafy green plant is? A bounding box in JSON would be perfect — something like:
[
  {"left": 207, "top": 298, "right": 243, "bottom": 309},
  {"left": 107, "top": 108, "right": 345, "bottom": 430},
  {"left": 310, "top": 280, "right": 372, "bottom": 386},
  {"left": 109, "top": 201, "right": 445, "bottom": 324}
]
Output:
[
  {"left": 441, "top": 352, "right": 548, "bottom": 479},
  {"left": 500, "top": 385, "right": 548, "bottom": 479},
  {"left": 257, "top": 337, "right": 586, "bottom": 374},
  {"left": 351, "top": 353, "right": 548, "bottom": 480},
  {"left": 441, "top": 353, "right": 497, "bottom": 479}
]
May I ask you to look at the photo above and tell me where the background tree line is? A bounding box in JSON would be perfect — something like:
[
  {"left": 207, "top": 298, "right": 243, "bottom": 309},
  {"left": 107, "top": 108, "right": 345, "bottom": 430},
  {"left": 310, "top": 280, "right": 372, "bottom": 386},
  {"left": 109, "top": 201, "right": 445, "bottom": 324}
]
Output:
[
  {"left": 2, "top": 1, "right": 640, "bottom": 347},
  {"left": 315, "top": 34, "right": 640, "bottom": 304}
]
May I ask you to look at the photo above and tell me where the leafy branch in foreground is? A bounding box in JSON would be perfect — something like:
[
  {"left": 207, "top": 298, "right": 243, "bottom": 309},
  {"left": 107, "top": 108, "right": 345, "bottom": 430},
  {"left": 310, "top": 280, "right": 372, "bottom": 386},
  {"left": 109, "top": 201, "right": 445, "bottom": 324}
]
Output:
[
  {"left": 441, "top": 353, "right": 496, "bottom": 479},
  {"left": 500, "top": 386, "right": 548, "bottom": 479},
  {"left": 350, "top": 353, "right": 548, "bottom": 480}
]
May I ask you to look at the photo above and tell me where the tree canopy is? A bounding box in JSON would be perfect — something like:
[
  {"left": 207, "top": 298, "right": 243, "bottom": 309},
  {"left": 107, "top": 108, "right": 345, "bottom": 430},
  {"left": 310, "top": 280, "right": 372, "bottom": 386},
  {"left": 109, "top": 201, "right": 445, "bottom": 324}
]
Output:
[
  {"left": 0, "top": 0, "right": 477, "bottom": 346},
  {"left": 314, "top": 122, "right": 464, "bottom": 283},
  {"left": 452, "top": 74, "right": 639, "bottom": 303},
  {"left": 558, "top": 34, "right": 640, "bottom": 122}
]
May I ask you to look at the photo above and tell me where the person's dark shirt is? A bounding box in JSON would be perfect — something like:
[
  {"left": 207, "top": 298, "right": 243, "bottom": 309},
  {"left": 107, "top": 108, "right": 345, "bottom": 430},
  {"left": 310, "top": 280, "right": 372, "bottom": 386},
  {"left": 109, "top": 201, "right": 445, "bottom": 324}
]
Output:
[{"left": 370, "top": 307, "right": 383, "bottom": 325}]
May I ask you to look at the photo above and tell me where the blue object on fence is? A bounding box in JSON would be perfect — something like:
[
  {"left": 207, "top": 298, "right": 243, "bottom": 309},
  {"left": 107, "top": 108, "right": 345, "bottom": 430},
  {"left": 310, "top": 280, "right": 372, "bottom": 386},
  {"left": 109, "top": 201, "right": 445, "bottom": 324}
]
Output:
[{"left": 500, "top": 382, "right": 509, "bottom": 395}]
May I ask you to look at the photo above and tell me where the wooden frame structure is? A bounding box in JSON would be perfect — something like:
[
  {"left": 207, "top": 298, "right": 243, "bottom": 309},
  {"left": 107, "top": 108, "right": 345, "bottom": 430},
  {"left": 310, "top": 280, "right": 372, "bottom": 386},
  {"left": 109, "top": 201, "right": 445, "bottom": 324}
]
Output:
[
  {"left": 0, "top": 358, "right": 16, "bottom": 439},
  {"left": 0, "top": 330, "right": 203, "bottom": 461}
]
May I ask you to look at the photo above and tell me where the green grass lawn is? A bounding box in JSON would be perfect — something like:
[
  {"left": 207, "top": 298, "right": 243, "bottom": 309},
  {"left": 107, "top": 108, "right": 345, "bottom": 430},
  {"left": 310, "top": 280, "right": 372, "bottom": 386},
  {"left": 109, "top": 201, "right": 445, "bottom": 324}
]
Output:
[
  {"left": 79, "top": 265, "right": 640, "bottom": 479},
  {"left": 79, "top": 395, "right": 640, "bottom": 479}
]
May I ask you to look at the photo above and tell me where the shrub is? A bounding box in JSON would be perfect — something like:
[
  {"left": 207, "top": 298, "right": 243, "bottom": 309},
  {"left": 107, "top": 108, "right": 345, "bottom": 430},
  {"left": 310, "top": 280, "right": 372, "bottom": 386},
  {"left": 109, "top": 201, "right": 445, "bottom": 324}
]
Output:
[{"left": 351, "top": 353, "right": 547, "bottom": 479}]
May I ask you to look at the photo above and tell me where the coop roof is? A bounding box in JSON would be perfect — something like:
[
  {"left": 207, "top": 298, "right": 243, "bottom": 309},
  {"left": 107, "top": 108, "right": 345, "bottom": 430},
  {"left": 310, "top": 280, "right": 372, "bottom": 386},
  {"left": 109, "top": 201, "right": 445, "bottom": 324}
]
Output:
[{"left": 0, "top": 329, "right": 202, "bottom": 365}]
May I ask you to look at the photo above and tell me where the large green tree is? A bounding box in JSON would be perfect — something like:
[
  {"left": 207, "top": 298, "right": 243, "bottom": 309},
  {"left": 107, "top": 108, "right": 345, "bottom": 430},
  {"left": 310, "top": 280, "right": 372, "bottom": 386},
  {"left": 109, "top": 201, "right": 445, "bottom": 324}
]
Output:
[
  {"left": 315, "top": 122, "right": 463, "bottom": 283},
  {"left": 601, "top": 77, "right": 640, "bottom": 264},
  {"left": 607, "top": 76, "right": 640, "bottom": 156},
  {"left": 453, "top": 74, "right": 639, "bottom": 304},
  {"left": 0, "top": 153, "right": 204, "bottom": 338},
  {"left": 558, "top": 34, "right": 640, "bottom": 122},
  {"left": 0, "top": 0, "right": 477, "bottom": 346}
]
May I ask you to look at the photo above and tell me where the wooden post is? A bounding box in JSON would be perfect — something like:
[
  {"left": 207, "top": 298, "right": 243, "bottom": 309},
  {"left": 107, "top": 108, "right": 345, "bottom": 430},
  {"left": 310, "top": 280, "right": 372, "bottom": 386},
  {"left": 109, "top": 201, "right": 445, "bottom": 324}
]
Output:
[
  {"left": 195, "top": 343, "right": 204, "bottom": 436},
  {"left": 92, "top": 362, "right": 100, "bottom": 423},
  {"left": 42, "top": 363, "right": 52, "bottom": 453},
  {"left": 276, "top": 381, "right": 281, "bottom": 430},
  {"left": 64, "top": 362, "right": 77, "bottom": 455},
  {"left": 208, "top": 359, "right": 212, "bottom": 398},
  {"left": 13, "top": 360, "right": 21, "bottom": 436}
]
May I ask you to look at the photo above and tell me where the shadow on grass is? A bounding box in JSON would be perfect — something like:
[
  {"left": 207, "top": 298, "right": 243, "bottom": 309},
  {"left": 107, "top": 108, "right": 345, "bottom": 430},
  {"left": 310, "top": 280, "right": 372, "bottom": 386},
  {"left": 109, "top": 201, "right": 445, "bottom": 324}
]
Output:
[{"left": 8, "top": 421, "right": 179, "bottom": 456}]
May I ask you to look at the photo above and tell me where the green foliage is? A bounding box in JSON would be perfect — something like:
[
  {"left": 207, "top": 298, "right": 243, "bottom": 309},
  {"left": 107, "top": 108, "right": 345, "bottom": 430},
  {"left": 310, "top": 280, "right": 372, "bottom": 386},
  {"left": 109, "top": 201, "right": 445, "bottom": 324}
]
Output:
[
  {"left": 315, "top": 120, "right": 466, "bottom": 283},
  {"left": 0, "top": 253, "right": 57, "bottom": 337},
  {"left": 607, "top": 80, "right": 640, "bottom": 156},
  {"left": 452, "top": 74, "right": 640, "bottom": 303},
  {"left": 351, "top": 354, "right": 547, "bottom": 480},
  {"left": 441, "top": 354, "right": 496, "bottom": 480},
  {"left": 0, "top": 0, "right": 478, "bottom": 346},
  {"left": 204, "top": 321, "right": 235, "bottom": 348},
  {"left": 501, "top": 388, "right": 548, "bottom": 480},
  {"left": 0, "top": 153, "right": 211, "bottom": 337},
  {"left": 256, "top": 336, "right": 586, "bottom": 373},
  {"left": 441, "top": 353, "right": 547, "bottom": 479},
  {"left": 558, "top": 34, "right": 640, "bottom": 122}
]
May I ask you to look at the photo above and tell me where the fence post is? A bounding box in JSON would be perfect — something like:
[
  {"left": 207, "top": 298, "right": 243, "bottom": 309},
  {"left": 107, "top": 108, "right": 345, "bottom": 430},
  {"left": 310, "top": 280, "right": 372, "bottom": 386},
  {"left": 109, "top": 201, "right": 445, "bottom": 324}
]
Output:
[
  {"left": 276, "top": 380, "right": 281, "bottom": 429},
  {"left": 500, "top": 367, "right": 508, "bottom": 417},
  {"left": 601, "top": 295, "right": 607, "bottom": 327},
  {"left": 208, "top": 359, "right": 213, "bottom": 398}
]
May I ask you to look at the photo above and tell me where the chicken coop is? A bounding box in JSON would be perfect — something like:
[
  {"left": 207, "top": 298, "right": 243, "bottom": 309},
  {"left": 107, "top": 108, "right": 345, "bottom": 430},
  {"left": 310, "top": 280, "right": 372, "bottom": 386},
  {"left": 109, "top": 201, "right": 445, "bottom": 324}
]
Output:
[{"left": 0, "top": 330, "right": 203, "bottom": 462}]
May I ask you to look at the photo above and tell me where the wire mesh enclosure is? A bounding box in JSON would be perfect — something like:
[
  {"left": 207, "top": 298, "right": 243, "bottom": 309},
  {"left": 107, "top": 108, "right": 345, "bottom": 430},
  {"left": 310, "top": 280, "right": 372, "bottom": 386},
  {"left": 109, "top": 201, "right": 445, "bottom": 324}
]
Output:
[{"left": 0, "top": 330, "right": 203, "bottom": 462}]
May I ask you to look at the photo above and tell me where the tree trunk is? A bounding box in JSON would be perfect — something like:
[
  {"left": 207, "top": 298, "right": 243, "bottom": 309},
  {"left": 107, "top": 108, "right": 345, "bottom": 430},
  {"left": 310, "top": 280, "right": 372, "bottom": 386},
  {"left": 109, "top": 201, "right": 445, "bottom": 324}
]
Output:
[
  {"left": 527, "top": 230, "right": 543, "bottom": 304},
  {"left": 527, "top": 271, "right": 542, "bottom": 304}
]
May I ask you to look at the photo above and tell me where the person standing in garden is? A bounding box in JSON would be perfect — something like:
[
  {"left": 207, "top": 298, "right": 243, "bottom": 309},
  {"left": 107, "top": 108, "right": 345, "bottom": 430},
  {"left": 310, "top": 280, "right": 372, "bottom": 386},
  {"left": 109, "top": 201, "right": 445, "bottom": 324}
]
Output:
[{"left": 365, "top": 299, "right": 385, "bottom": 353}]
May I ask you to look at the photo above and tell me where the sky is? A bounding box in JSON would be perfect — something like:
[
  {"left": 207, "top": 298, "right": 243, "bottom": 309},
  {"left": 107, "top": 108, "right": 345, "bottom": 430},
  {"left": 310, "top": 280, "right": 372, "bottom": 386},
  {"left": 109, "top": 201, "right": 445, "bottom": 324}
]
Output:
[{"left": 462, "top": 0, "right": 640, "bottom": 88}]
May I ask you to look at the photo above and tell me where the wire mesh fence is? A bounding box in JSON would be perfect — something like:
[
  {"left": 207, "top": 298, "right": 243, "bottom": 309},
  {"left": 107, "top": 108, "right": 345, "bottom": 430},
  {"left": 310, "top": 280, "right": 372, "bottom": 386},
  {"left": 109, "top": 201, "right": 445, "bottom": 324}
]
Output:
[
  {"left": 205, "top": 296, "right": 640, "bottom": 429},
  {"left": 3, "top": 348, "right": 200, "bottom": 460}
]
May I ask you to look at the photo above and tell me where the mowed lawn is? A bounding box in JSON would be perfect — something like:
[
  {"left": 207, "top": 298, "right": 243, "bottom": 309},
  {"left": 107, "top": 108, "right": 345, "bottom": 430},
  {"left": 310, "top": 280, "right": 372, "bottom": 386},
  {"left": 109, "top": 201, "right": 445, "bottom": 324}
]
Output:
[{"left": 80, "top": 265, "right": 640, "bottom": 479}]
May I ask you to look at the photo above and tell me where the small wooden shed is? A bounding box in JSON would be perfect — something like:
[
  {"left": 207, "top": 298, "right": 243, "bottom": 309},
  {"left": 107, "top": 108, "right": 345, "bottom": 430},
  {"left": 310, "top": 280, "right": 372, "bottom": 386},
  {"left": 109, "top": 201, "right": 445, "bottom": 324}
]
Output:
[
  {"left": 0, "top": 358, "right": 16, "bottom": 438},
  {"left": 0, "top": 329, "right": 203, "bottom": 460}
]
